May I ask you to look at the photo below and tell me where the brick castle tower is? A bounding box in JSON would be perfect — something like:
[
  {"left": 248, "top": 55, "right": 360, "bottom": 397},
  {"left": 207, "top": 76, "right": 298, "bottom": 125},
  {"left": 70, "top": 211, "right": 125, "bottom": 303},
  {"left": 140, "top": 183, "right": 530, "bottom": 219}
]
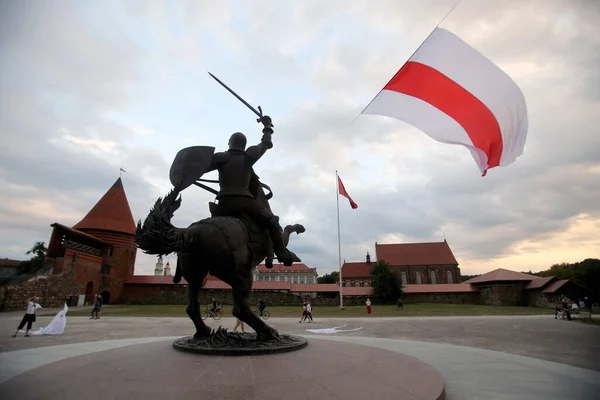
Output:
[{"left": 46, "top": 177, "right": 137, "bottom": 305}]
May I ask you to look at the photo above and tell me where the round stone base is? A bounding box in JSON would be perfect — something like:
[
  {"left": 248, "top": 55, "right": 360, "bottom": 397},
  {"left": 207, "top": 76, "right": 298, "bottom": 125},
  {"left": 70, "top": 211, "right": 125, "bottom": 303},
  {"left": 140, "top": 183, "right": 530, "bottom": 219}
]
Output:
[
  {"left": 0, "top": 338, "right": 445, "bottom": 400},
  {"left": 173, "top": 328, "right": 308, "bottom": 356}
]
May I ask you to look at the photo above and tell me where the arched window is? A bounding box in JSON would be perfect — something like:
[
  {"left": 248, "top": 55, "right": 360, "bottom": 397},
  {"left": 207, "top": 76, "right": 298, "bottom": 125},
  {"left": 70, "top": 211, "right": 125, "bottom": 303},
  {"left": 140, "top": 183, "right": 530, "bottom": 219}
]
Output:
[
  {"left": 430, "top": 271, "right": 437, "bottom": 284},
  {"left": 446, "top": 270, "right": 453, "bottom": 283},
  {"left": 416, "top": 271, "right": 422, "bottom": 284},
  {"left": 345, "top": 281, "right": 351, "bottom": 287},
  {"left": 401, "top": 271, "right": 407, "bottom": 285},
  {"left": 363, "top": 282, "right": 370, "bottom": 287},
  {"left": 355, "top": 281, "right": 361, "bottom": 287}
]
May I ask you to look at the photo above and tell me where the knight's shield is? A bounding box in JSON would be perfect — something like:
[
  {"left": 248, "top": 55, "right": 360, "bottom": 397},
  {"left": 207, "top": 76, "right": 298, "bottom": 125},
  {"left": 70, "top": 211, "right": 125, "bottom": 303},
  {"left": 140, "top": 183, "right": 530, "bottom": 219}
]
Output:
[{"left": 169, "top": 146, "right": 216, "bottom": 190}]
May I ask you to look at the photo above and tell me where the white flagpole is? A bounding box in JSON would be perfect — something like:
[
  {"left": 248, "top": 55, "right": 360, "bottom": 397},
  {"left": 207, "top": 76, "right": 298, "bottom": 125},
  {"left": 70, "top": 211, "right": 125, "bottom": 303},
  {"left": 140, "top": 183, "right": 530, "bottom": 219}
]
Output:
[{"left": 336, "top": 171, "right": 344, "bottom": 309}]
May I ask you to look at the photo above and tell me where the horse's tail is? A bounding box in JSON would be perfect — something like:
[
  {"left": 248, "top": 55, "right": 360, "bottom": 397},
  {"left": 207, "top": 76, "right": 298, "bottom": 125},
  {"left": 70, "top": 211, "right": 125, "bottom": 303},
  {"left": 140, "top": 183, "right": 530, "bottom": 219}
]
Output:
[
  {"left": 173, "top": 257, "right": 182, "bottom": 284},
  {"left": 136, "top": 189, "right": 188, "bottom": 256}
]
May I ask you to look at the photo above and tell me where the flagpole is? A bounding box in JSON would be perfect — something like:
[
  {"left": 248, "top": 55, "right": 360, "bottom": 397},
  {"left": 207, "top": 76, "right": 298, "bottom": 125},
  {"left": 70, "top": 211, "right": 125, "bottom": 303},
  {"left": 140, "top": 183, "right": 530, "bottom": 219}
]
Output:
[{"left": 336, "top": 171, "right": 344, "bottom": 309}]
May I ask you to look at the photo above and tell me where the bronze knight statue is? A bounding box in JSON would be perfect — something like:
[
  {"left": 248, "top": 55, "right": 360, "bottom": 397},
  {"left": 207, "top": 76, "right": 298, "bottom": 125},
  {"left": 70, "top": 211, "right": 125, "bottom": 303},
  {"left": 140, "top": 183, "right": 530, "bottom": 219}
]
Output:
[{"left": 136, "top": 110, "right": 305, "bottom": 341}]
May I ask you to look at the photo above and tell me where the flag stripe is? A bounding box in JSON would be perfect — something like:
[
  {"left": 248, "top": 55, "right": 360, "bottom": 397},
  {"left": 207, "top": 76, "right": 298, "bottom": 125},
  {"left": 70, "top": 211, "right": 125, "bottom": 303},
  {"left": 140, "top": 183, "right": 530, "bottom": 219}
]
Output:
[
  {"left": 384, "top": 61, "right": 503, "bottom": 169},
  {"left": 408, "top": 28, "right": 528, "bottom": 167}
]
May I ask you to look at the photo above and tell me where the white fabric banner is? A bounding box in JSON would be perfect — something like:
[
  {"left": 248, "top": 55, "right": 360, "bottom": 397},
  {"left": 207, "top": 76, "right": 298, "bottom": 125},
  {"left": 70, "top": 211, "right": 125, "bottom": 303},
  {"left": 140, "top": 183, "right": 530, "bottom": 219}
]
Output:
[
  {"left": 305, "top": 325, "right": 363, "bottom": 334},
  {"left": 30, "top": 303, "right": 69, "bottom": 335}
]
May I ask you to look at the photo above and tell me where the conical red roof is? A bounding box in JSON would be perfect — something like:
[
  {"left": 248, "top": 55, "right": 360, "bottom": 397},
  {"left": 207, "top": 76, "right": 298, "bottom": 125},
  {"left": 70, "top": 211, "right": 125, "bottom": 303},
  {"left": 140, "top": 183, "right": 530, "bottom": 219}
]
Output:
[{"left": 73, "top": 177, "right": 136, "bottom": 235}]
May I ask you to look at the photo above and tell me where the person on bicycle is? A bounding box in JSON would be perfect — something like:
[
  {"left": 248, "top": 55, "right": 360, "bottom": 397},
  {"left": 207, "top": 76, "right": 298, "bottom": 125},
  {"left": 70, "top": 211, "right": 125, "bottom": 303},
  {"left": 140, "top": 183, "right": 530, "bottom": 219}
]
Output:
[
  {"left": 258, "top": 300, "right": 266, "bottom": 316},
  {"left": 209, "top": 298, "right": 217, "bottom": 315}
]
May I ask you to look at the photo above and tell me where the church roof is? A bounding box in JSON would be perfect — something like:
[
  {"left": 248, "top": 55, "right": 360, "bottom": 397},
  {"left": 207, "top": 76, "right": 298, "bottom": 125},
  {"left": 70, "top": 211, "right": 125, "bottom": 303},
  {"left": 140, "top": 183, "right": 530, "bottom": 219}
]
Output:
[
  {"left": 375, "top": 241, "right": 458, "bottom": 266},
  {"left": 73, "top": 177, "right": 136, "bottom": 235}
]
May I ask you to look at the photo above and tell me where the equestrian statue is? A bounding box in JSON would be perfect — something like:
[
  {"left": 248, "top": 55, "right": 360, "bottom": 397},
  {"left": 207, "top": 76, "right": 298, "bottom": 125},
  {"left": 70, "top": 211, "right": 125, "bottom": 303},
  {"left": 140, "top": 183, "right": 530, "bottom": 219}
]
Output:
[{"left": 136, "top": 75, "right": 305, "bottom": 341}]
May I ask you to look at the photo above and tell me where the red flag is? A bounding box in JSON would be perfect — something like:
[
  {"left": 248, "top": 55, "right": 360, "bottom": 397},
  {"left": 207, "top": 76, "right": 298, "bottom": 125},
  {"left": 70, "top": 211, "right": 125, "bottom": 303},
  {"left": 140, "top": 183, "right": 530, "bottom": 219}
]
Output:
[{"left": 338, "top": 176, "right": 358, "bottom": 209}]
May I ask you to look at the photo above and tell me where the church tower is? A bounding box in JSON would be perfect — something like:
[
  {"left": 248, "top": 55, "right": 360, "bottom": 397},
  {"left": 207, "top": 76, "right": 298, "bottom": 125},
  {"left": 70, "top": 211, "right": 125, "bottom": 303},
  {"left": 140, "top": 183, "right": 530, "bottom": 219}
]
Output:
[
  {"left": 164, "top": 261, "right": 171, "bottom": 276},
  {"left": 72, "top": 177, "right": 137, "bottom": 303},
  {"left": 154, "top": 256, "right": 164, "bottom": 276}
]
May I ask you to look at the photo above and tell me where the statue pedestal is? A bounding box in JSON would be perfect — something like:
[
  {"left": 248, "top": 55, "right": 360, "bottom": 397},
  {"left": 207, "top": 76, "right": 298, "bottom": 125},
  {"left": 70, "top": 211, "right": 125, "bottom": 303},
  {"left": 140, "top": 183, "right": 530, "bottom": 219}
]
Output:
[{"left": 173, "top": 329, "right": 308, "bottom": 356}]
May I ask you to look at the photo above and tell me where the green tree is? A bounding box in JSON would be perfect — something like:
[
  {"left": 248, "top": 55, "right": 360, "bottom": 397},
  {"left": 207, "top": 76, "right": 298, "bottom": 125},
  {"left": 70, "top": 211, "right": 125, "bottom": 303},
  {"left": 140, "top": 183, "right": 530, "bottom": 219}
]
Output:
[
  {"left": 18, "top": 241, "right": 47, "bottom": 274},
  {"left": 318, "top": 271, "right": 339, "bottom": 284},
  {"left": 537, "top": 258, "right": 599, "bottom": 302},
  {"left": 370, "top": 260, "right": 402, "bottom": 303}
]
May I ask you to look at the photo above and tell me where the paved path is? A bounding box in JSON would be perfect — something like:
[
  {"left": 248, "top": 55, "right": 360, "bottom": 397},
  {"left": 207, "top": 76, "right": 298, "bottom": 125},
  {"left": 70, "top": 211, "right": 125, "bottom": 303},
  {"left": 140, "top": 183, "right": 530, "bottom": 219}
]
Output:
[
  {"left": 1, "top": 336, "right": 599, "bottom": 399},
  {"left": 2, "top": 314, "right": 599, "bottom": 371}
]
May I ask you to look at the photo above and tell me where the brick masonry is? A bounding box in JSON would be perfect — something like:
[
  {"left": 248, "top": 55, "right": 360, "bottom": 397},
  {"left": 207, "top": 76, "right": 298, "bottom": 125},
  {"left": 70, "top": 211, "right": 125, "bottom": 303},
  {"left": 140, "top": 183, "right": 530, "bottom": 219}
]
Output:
[
  {"left": 0, "top": 271, "right": 81, "bottom": 312},
  {"left": 477, "top": 282, "right": 528, "bottom": 306}
]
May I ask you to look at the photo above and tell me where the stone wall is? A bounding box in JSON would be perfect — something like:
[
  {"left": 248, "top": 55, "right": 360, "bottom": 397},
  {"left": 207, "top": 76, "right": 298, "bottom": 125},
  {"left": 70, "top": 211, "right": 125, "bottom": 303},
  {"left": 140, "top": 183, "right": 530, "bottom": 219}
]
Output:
[
  {"left": 403, "top": 292, "right": 480, "bottom": 304},
  {"left": 527, "top": 290, "right": 564, "bottom": 308},
  {"left": 478, "top": 283, "right": 528, "bottom": 306},
  {"left": 122, "top": 284, "right": 373, "bottom": 307},
  {"left": 0, "top": 272, "right": 81, "bottom": 312}
]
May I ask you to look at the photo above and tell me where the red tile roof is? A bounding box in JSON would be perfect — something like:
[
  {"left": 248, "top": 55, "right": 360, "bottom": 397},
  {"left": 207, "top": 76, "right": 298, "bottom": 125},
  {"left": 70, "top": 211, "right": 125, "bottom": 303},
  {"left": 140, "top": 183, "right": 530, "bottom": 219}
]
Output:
[
  {"left": 525, "top": 276, "right": 556, "bottom": 290},
  {"left": 375, "top": 241, "right": 458, "bottom": 266},
  {"left": 402, "top": 283, "right": 478, "bottom": 293},
  {"left": 341, "top": 262, "right": 372, "bottom": 278},
  {"left": 125, "top": 277, "right": 480, "bottom": 295},
  {"left": 51, "top": 223, "right": 110, "bottom": 246},
  {"left": 73, "top": 178, "right": 136, "bottom": 235},
  {"left": 464, "top": 268, "right": 541, "bottom": 284},
  {"left": 291, "top": 284, "right": 339, "bottom": 292},
  {"left": 0, "top": 258, "right": 23, "bottom": 267},
  {"left": 256, "top": 263, "right": 316, "bottom": 273},
  {"left": 126, "top": 275, "right": 188, "bottom": 285},
  {"left": 541, "top": 279, "right": 569, "bottom": 294}
]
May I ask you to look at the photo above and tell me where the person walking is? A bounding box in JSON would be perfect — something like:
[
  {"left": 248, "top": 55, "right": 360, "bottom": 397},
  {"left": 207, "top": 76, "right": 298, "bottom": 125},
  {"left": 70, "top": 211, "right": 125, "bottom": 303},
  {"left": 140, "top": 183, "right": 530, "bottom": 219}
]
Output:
[
  {"left": 366, "top": 298, "right": 372, "bottom": 314},
  {"left": 299, "top": 300, "right": 308, "bottom": 323},
  {"left": 233, "top": 318, "right": 246, "bottom": 333},
  {"left": 91, "top": 294, "right": 103, "bottom": 320},
  {"left": 306, "top": 300, "right": 313, "bottom": 322},
  {"left": 396, "top": 298, "right": 403, "bottom": 310},
  {"left": 13, "top": 296, "right": 42, "bottom": 337}
]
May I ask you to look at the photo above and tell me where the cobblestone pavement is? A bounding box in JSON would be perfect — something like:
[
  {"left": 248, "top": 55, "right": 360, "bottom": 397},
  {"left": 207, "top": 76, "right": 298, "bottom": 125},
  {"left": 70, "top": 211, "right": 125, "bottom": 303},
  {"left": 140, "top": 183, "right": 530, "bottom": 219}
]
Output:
[{"left": 1, "top": 311, "right": 598, "bottom": 371}]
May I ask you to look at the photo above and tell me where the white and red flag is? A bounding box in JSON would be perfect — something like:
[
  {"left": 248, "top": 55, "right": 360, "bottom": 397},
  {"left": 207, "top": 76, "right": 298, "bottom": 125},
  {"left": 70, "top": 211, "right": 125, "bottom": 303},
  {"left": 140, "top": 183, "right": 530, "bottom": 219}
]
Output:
[
  {"left": 362, "top": 27, "right": 528, "bottom": 176},
  {"left": 338, "top": 176, "right": 358, "bottom": 209}
]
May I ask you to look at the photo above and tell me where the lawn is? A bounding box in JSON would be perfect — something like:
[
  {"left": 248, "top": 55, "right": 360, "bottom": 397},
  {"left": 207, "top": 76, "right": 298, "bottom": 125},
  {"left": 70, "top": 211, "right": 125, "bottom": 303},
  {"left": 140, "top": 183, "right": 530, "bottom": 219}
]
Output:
[{"left": 68, "top": 303, "right": 556, "bottom": 318}]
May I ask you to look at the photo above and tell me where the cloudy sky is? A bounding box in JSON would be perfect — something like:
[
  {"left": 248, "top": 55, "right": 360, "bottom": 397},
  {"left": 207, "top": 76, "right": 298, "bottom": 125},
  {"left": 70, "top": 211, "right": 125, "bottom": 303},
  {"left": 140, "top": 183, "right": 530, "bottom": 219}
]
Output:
[{"left": 1, "top": 0, "right": 598, "bottom": 276}]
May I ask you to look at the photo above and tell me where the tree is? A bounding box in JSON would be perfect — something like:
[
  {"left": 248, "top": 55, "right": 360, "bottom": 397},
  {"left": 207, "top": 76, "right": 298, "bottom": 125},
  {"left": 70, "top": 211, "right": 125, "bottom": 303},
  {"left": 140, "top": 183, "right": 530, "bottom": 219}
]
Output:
[
  {"left": 537, "top": 259, "right": 600, "bottom": 302},
  {"left": 370, "top": 260, "right": 402, "bottom": 303},
  {"left": 18, "top": 241, "right": 48, "bottom": 274},
  {"left": 27, "top": 241, "right": 47, "bottom": 258},
  {"left": 318, "top": 271, "right": 339, "bottom": 284}
]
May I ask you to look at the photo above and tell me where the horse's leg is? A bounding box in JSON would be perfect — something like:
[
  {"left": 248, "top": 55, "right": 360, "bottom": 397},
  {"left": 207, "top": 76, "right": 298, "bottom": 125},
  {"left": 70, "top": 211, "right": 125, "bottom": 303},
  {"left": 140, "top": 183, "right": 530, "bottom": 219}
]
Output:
[
  {"left": 187, "top": 282, "right": 211, "bottom": 338},
  {"left": 181, "top": 256, "right": 211, "bottom": 338},
  {"left": 230, "top": 270, "right": 278, "bottom": 341}
]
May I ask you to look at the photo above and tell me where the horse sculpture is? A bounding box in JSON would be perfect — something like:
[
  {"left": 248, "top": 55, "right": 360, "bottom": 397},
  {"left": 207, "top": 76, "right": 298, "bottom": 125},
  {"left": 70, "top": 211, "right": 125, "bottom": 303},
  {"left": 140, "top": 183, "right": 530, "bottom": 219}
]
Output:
[{"left": 136, "top": 178, "right": 305, "bottom": 341}]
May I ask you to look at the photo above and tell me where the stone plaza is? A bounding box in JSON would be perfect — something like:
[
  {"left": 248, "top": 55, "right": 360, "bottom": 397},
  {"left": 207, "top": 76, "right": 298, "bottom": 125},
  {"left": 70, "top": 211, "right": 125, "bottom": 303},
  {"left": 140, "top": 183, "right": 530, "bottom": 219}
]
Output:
[{"left": 1, "top": 308, "right": 599, "bottom": 399}]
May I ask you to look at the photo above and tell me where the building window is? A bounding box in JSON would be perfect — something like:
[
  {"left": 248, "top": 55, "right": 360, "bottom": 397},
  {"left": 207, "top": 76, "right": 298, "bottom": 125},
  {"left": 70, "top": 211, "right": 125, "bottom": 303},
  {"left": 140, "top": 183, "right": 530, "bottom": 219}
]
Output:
[
  {"left": 430, "top": 271, "right": 437, "bottom": 284},
  {"left": 108, "top": 248, "right": 113, "bottom": 257},
  {"left": 355, "top": 281, "right": 361, "bottom": 287},
  {"left": 446, "top": 270, "right": 453, "bottom": 283},
  {"left": 416, "top": 271, "right": 422, "bottom": 284},
  {"left": 345, "top": 281, "right": 351, "bottom": 287},
  {"left": 363, "top": 282, "right": 370, "bottom": 287},
  {"left": 401, "top": 271, "right": 407, "bottom": 285}
]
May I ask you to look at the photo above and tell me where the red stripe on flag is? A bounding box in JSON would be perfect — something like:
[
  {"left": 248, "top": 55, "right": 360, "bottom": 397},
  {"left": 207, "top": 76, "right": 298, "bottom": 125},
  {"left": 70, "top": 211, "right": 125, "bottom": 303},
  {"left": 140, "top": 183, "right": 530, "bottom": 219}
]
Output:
[
  {"left": 338, "top": 176, "right": 358, "bottom": 209},
  {"left": 384, "top": 61, "right": 503, "bottom": 171}
]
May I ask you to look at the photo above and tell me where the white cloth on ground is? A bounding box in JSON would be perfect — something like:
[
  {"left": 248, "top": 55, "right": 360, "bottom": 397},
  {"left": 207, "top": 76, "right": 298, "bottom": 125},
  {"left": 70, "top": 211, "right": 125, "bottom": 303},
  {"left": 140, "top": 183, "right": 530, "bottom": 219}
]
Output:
[
  {"left": 305, "top": 325, "right": 363, "bottom": 334},
  {"left": 30, "top": 303, "right": 69, "bottom": 335}
]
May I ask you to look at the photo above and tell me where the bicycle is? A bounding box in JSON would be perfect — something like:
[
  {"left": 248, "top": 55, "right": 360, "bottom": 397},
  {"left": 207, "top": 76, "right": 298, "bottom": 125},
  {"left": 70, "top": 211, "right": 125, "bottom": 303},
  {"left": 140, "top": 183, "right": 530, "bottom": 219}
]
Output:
[
  {"left": 202, "top": 304, "right": 223, "bottom": 320},
  {"left": 253, "top": 308, "right": 270, "bottom": 320}
]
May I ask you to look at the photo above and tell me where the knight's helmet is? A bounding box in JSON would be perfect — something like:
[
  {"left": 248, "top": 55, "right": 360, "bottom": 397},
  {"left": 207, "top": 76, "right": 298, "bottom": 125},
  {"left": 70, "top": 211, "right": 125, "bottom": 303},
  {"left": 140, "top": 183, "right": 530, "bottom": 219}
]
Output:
[{"left": 228, "top": 132, "right": 247, "bottom": 151}]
